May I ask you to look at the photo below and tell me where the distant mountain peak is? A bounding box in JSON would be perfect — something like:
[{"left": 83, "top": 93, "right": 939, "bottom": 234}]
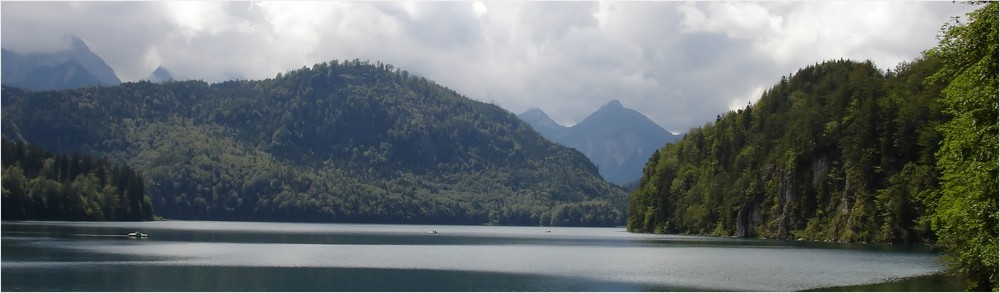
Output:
[
  {"left": 517, "top": 107, "right": 568, "bottom": 139},
  {"left": 1, "top": 34, "right": 121, "bottom": 90},
  {"left": 522, "top": 107, "right": 545, "bottom": 115},
  {"left": 520, "top": 108, "right": 554, "bottom": 122},
  {"left": 69, "top": 35, "right": 91, "bottom": 53},
  {"left": 2, "top": 35, "right": 124, "bottom": 91},
  {"left": 602, "top": 99, "right": 624, "bottom": 110},
  {"left": 520, "top": 99, "right": 677, "bottom": 185},
  {"left": 148, "top": 66, "right": 175, "bottom": 83}
]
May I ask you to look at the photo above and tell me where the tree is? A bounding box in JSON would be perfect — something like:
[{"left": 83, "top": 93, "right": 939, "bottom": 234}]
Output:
[
  {"left": 0, "top": 139, "right": 154, "bottom": 221},
  {"left": 925, "top": 2, "right": 998, "bottom": 291},
  {"left": 1, "top": 58, "right": 627, "bottom": 226}
]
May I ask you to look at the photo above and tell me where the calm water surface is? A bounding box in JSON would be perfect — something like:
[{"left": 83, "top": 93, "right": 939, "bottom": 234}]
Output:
[{"left": 2, "top": 221, "right": 946, "bottom": 291}]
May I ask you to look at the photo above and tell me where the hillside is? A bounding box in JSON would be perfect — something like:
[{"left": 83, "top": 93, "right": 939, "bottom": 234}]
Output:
[
  {"left": 518, "top": 100, "right": 677, "bottom": 185},
  {"left": 628, "top": 3, "right": 996, "bottom": 289},
  {"left": 628, "top": 59, "right": 944, "bottom": 241},
  {"left": 1, "top": 59, "right": 627, "bottom": 226}
]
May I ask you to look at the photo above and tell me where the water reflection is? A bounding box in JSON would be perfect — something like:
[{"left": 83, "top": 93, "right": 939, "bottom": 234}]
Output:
[{"left": 2, "top": 221, "right": 945, "bottom": 291}]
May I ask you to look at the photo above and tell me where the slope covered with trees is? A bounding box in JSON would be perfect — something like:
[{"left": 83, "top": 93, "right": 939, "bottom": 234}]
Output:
[
  {"left": 628, "top": 3, "right": 996, "bottom": 290},
  {"left": 1, "top": 59, "right": 626, "bottom": 226},
  {"left": 923, "top": 2, "right": 997, "bottom": 290},
  {"left": 1, "top": 139, "right": 154, "bottom": 221},
  {"left": 629, "top": 58, "right": 941, "bottom": 241}
]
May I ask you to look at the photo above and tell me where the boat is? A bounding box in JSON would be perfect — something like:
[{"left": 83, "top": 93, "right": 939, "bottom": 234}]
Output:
[
  {"left": 127, "top": 231, "right": 148, "bottom": 238},
  {"left": 429, "top": 230, "right": 438, "bottom": 234}
]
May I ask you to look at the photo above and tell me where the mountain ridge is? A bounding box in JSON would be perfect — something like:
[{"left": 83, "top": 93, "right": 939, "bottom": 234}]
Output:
[
  {"left": 2, "top": 59, "right": 627, "bottom": 226},
  {"left": 1, "top": 36, "right": 121, "bottom": 90},
  {"left": 518, "top": 107, "right": 568, "bottom": 139},
  {"left": 518, "top": 100, "right": 677, "bottom": 185}
]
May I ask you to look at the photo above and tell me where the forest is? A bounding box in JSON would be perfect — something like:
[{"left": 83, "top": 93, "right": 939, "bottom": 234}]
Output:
[
  {"left": 1, "top": 58, "right": 626, "bottom": 227},
  {"left": 1, "top": 139, "right": 154, "bottom": 221},
  {"left": 628, "top": 3, "right": 996, "bottom": 290}
]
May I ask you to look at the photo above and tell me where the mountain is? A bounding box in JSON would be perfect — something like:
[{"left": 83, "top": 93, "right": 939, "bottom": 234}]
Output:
[
  {"left": 629, "top": 59, "right": 950, "bottom": 243},
  {"left": 517, "top": 108, "right": 568, "bottom": 139},
  {"left": 147, "top": 66, "right": 175, "bottom": 83},
  {"left": 1, "top": 36, "right": 121, "bottom": 90},
  {"left": 628, "top": 49, "right": 996, "bottom": 291},
  {"left": 1, "top": 59, "right": 627, "bottom": 226},
  {"left": 518, "top": 100, "right": 677, "bottom": 185},
  {"left": 17, "top": 59, "right": 107, "bottom": 91}
]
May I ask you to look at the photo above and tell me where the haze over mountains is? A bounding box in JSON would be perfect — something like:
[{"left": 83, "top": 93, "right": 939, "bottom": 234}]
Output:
[
  {"left": 518, "top": 100, "right": 678, "bottom": 185},
  {"left": 1, "top": 36, "right": 180, "bottom": 91},
  {"left": 147, "top": 66, "right": 175, "bottom": 83},
  {"left": 1, "top": 36, "right": 121, "bottom": 91}
]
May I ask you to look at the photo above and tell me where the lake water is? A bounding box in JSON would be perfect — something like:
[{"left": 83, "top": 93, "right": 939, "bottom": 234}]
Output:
[{"left": 2, "top": 221, "right": 948, "bottom": 291}]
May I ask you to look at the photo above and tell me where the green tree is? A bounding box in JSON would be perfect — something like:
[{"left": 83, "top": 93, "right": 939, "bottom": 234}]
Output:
[
  {"left": 0, "top": 139, "right": 154, "bottom": 221},
  {"left": 925, "top": 2, "right": 998, "bottom": 290},
  {"left": 1, "top": 58, "right": 627, "bottom": 226}
]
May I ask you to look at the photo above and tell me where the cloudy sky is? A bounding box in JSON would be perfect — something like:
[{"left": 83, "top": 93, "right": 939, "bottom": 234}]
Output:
[{"left": 1, "top": 1, "right": 977, "bottom": 133}]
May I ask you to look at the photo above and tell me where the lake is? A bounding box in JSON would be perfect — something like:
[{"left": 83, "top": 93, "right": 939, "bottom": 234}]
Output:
[{"left": 2, "top": 221, "right": 950, "bottom": 291}]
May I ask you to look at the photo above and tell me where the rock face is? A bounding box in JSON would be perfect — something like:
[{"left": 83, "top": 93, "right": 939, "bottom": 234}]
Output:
[
  {"left": 1, "top": 36, "right": 121, "bottom": 90},
  {"left": 518, "top": 100, "right": 678, "bottom": 185}
]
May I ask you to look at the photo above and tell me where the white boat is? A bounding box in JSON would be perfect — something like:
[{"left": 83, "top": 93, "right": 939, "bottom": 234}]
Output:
[{"left": 127, "top": 231, "right": 148, "bottom": 238}]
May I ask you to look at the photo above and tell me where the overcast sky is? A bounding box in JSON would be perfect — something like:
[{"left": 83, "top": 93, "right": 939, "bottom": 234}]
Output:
[{"left": 1, "top": 1, "right": 977, "bottom": 133}]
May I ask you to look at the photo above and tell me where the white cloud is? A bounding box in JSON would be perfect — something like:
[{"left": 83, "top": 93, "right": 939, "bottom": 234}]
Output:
[
  {"left": 0, "top": 1, "right": 979, "bottom": 133},
  {"left": 472, "top": 1, "right": 488, "bottom": 18},
  {"left": 678, "top": 2, "right": 782, "bottom": 38}
]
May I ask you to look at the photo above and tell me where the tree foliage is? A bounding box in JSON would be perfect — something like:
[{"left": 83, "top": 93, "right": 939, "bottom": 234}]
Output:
[
  {"left": 1, "top": 139, "right": 153, "bottom": 221},
  {"left": 629, "top": 59, "right": 945, "bottom": 243},
  {"left": 925, "top": 2, "right": 998, "bottom": 290},
  {"left": 628, "top": 3, "right": 997, "bottom": 290},
  {"left": 1, "top": 59, "right": 626, "bottom": 226}
]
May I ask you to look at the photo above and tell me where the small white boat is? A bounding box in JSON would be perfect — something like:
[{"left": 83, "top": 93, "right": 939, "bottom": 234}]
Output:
[
  {"left": 429, "top": 230, "right": 438, "bottom": 234},
  {"left": 127, "top": 231, "right": 148, "bottom": 238}
]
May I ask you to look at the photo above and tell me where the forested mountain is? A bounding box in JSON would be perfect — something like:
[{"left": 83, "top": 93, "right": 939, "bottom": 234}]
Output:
[
  {"left": 629, "top": 59, "right": 942, "bottom": 241},
  {"left": 1, "top": 59, "right": 626, "bottom": 226},
  {"left": 1, "top": 36, "right": 121, "bottom": 90},
  {"left": 518, "top": 100, "right": 677, "bottom": 185},
  {"left": 2, "top": 139, "right": 154, "bottom": 221},
  {"left": 628, "top": 3, "right": 996, "bottom": 290}
]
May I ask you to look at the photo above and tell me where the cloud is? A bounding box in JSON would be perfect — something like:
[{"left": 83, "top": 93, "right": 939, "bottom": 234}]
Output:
[{"left": 0, "top": 1, "right": 979, "bottom": 133}]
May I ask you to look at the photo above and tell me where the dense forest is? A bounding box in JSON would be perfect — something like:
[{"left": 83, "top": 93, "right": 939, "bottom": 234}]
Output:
[
  {"left": 1, "top": 139, "right": 154, "bottom": 221},
  {"left": 1, "top": 58, "right": 626, "bottom": 226},
  {"left": 628, "top": 3, "right": 996, "bottom": 290},
  {"left": 629, "top": 58, "right": 943, "bottom": 241}
]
